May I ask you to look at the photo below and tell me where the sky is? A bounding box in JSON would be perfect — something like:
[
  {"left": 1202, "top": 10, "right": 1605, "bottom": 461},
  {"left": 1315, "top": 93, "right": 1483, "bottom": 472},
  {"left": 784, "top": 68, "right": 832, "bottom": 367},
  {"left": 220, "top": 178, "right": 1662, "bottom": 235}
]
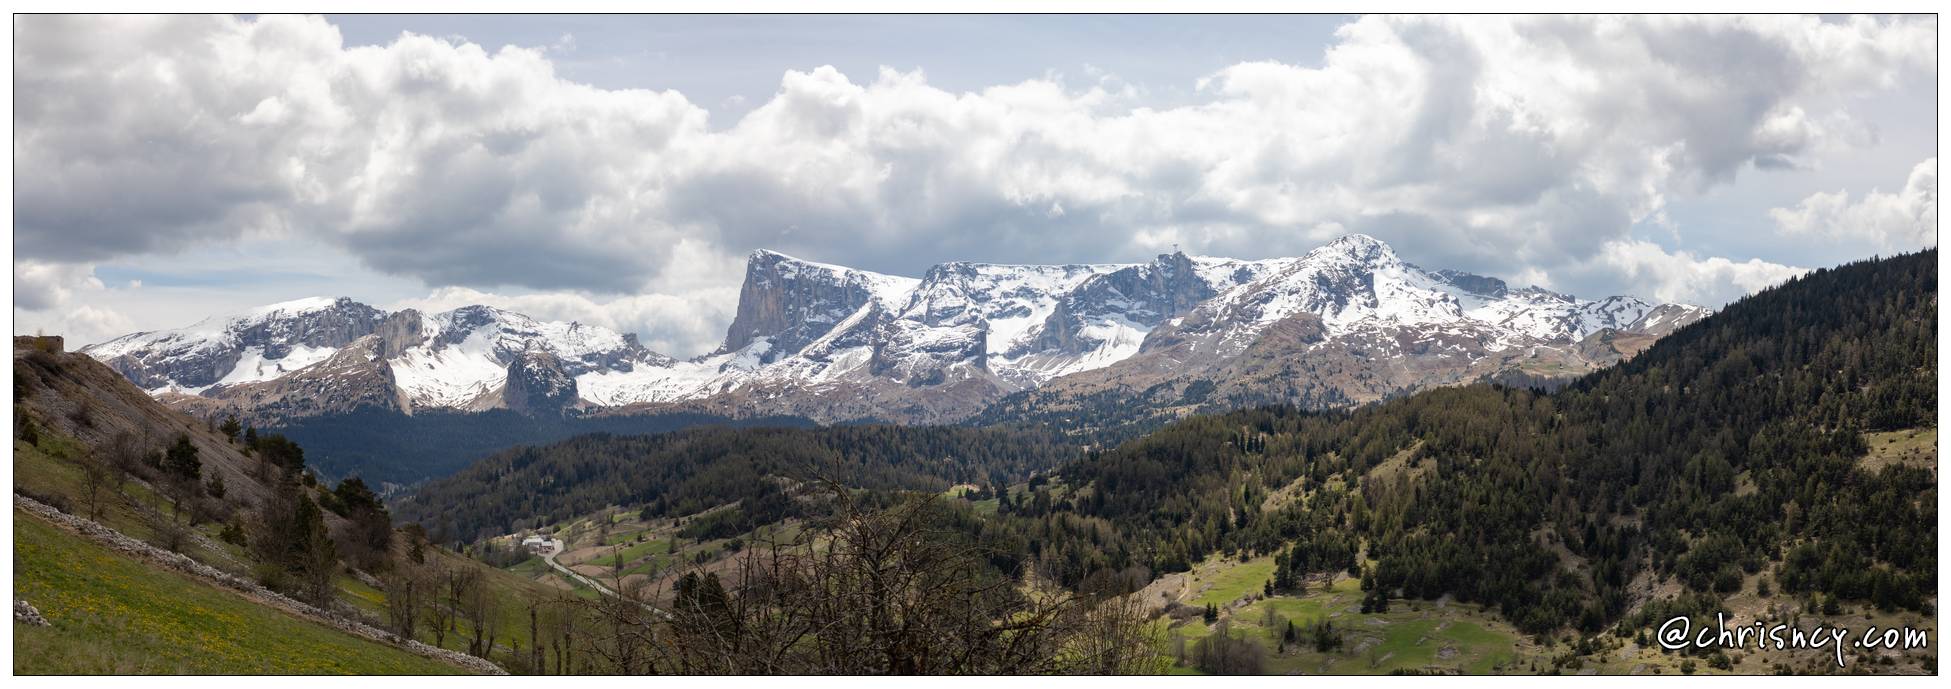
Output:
[{"left": 12, "top": 14, "right": 1939, "bottom": 357}]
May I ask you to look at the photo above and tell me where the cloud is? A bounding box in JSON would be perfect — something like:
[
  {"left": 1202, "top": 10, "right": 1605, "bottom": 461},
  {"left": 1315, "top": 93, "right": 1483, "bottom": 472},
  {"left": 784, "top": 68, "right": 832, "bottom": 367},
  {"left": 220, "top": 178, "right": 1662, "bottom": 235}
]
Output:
[
  {"left": 390, "top": 287, "right": 734, "bottom": 358},
  {"left": 1769, "top": 158, "right": 1937, "bottom": 251},
  {"left": 386, "top": 240, "right": 745, "bottom": 356},
  {"left": 1588, "top": 240, "right": 1808, "bottom": 306},
  {"left": 12, "top": 261, "right": 136, "bottom": 345},
  {"left": 16, "top": 15, "right": 708, "bottom": 293},
  {"left": 14, "top": 261, "right": 105, "bottom": 311},
  {"left": 12, "top": 13, "right": 1934, "bottom": 325},
  {"left": 42, "top": 306, "right": 139, "bottom": 347}
]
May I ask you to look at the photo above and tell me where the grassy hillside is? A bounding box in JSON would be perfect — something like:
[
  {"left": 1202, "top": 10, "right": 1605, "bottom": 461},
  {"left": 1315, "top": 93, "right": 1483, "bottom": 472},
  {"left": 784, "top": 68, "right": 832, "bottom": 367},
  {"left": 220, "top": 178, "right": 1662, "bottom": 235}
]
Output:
[
  {"left": 13, "top": 434, "right": 248, "bottom": 574},
  {"left": 14, "top": 508, "right": 465, "bottom": 674},
  {"left": 376, "top": 544, "right": 573, "bottom": 666},
  {"left": 13, "top": 338, "right": 528, "bottom": 674},
  {"left": 14, "top": 414, "right": 555, "bottom": 674},
  {"left": 1157, "top": 568, "right": 1530, "bottom": 675}
]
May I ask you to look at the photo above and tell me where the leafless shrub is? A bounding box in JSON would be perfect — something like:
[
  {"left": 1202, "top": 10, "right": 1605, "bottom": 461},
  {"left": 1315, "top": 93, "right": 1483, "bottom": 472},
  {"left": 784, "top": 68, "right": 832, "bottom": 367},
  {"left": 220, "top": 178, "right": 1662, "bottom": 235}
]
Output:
[{"left": 557, "top": 489, "right": 1160, "bottom": 675}]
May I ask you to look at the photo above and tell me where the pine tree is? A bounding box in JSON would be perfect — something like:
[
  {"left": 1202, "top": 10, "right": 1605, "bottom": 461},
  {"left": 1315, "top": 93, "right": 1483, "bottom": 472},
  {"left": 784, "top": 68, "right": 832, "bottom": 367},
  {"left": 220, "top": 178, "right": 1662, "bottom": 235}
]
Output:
[
  {"left": 290, "top": 495, "right": 338, "bottom": 603},
  {"left": 162, "top": 434, "right": 201, "bottom": 481}
]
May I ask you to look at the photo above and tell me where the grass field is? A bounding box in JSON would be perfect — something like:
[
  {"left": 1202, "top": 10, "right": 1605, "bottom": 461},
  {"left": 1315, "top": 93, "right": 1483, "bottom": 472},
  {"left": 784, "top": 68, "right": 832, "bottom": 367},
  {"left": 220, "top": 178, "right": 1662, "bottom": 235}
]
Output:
[
  {"left": 13, "top": 437, "right": 243, "bottom": 572},
  {"left": 506, "top": 556, "right": 550, "bottom": 578},
  {"left": 1186, "top": 555, "right": 1278, "bottom": 608},
  {"left": 589, "top": 537, "right": 672, "bottom": 569},
  {"left": 13, "top": 509, "right": 467, "bottom": 675},
  {"left": 1860, "top": 427, "right": 1936, "bottom": 474},
  {"left": 1157, "top": 555, "right": 1531, "bottom": 675},
  {"left": 545, "top": 508, "right": 786, "bottom": 583},
  {"left": 337, "top": 575, "right": 389, "bottom": 618}
]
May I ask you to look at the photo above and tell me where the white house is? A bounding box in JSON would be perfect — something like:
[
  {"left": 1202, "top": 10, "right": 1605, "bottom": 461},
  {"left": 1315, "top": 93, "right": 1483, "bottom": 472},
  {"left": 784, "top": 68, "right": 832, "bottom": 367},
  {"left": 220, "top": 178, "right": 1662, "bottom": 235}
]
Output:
[{"left": 520, "top": 534, "right": 556, "bottom": 552}]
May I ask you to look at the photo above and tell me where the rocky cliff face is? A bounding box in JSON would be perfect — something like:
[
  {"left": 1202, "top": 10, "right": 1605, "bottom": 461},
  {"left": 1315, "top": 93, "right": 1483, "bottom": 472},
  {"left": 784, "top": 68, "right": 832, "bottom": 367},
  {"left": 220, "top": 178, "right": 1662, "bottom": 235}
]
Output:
[
  {"left": 983, "top": 254, "right": 1285, "bottom": 386},
  {"left": 716, "top": 250, "right": 919, "bottom": 362},
  {"left": 373, "top": 309, "right": 428, "bottom": 359},
  {"left": 501, "top": 351, "right": 577, "bottom": 416},
  {"left": 1018, "top": 253, "right": 1215, "bottom": 358},
  {"left": 83, "top": 235, "right": 1712, "bottom": 426}
]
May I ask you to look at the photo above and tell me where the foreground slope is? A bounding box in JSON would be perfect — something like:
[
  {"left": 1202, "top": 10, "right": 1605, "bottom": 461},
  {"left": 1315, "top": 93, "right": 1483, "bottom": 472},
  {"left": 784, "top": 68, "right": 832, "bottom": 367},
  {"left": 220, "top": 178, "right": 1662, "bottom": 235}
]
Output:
[
  {"left": 13, "top": 508, "right": 464, "bottom": 675},
  {"left": 12, "top": 337, "right": 525, "bottom": 674}
]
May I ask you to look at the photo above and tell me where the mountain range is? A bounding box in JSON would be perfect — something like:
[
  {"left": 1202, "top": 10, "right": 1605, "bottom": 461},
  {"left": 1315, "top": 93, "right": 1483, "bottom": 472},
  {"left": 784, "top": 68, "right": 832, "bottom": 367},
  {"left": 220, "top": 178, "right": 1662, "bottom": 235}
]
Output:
[{"left": 81, "top": 234, "right": 1709, "bottom": 426}]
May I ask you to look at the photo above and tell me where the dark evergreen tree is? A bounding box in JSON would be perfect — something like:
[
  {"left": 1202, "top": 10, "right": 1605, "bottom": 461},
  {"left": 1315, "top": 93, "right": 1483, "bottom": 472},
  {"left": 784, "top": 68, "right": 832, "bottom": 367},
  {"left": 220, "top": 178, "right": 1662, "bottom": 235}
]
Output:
[{"left": 162, "top": 434, "right": 201, "bottom": 481}]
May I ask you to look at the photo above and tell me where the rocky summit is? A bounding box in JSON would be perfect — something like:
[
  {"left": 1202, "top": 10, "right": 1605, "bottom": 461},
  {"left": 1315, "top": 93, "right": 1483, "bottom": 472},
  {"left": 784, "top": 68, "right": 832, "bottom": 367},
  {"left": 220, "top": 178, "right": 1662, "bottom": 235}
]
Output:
[{"left": 82, "top": 235, "right": 1709, "bottom": 425}]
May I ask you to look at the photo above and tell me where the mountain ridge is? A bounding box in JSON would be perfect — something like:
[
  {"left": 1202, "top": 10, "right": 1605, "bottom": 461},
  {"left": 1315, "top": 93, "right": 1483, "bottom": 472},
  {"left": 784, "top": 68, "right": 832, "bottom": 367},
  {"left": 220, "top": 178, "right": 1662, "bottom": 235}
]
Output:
[{"left": 81, "top": 235, "right": 1710, "bottom": 426}]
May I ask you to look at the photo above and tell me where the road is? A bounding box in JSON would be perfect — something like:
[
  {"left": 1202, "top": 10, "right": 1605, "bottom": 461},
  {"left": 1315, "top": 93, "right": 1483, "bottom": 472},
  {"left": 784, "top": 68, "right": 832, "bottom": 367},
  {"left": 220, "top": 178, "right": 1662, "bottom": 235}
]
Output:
[
  {"left": 538, "top": 543, "right": 619, "bottom": 596},
  {"left": 537, "top": 542, "right": 670, "bottom": 619}
]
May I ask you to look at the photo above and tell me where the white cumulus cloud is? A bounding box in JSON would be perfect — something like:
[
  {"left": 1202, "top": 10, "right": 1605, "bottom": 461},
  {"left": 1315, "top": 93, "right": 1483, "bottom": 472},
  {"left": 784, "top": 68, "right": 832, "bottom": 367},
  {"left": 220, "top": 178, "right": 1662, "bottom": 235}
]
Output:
[
  {"left": 1591, "top": 240, "right": 1809, "bottom": 306},
  {"left": 10, "top": 14, "right": 1936, "bottom": 346},
  {"left": 1770, "top": 158, "right": 1937, "bottom": 251},
  {"left": 11, "top": 261, "right": 135, "bottom": 345}
]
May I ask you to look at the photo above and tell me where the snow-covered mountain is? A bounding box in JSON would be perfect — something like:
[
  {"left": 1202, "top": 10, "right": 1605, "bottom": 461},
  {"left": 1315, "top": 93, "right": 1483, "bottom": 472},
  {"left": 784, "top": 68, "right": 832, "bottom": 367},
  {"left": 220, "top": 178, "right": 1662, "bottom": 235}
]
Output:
[
  {"left": 1150, "top": 234, "right": 1691, "bottom": 361},
  {"left": 983, "top": 235, "right": 1713, "bottom": 428},
  {"left": 81, "top": 235, "right": 1710, "bottom": 424},
  {"left": 84, "top": 297, "right": 388, "bottom": 394}
]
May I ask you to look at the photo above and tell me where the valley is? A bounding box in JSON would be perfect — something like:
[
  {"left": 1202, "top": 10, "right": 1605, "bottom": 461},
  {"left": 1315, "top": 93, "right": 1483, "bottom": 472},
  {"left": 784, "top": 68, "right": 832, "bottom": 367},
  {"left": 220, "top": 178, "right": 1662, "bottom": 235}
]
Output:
[
  {"left": 400, "top": 249, "right": 1937, "bottom": 674},
  {"left": 12, "top": 9, "right": 1942, "bottom": 679},
  {"left": 15, "top": 248, "right": 1937, "bottom": 675}
]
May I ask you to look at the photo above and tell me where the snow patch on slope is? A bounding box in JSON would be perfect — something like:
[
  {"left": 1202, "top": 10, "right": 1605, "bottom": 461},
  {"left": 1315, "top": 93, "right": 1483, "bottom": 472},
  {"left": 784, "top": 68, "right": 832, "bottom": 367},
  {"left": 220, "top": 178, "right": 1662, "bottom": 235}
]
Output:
[
  {"left": 216, "top": 344, "right": 338, "bottom": 386},
  {"left": 389, "top": 326, "right": 511, "bottom": 408}
]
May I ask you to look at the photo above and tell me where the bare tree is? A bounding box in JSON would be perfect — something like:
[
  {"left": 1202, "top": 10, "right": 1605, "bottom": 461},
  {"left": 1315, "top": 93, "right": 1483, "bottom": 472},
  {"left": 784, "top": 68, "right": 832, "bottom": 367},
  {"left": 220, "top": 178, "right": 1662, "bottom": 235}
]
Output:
[
  {"left": 464, "top": 576, "right": 498, "bottom": 658},
  {"left": 423, "top": 563, "right": 459, "bottom": 648},
  {"left": 1192, "top": 620, "right": 1266, "bottom": 675},
  {"left": 579, "top": 575, "right": 659, "bottom": 674},
  {"left": 521, "top": 489, "right": 1168, "bottom": 675},
  {"left": 1069, "top": 590, "right": 1162, "bottom": 674},
  {"left": 146, "top": 503, "right": 192, "bottom": 553},
  {"left": 555, "top": 595, "right": 580, "bottom": 674},
  {"left": 103, "top": 430, "right": 145, "bottom": 479},
  {"left": 528, "top": 596, "right": 543, "bottom": 674},
  {"left": 383, "top": 567, "right": 425, "bottom": 639},
  {"left": 640, "top": 490, "right": 1157, "bottom": 675},
  {"left": 78, "top": 450, "right": 118, "bottom": 520}
]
